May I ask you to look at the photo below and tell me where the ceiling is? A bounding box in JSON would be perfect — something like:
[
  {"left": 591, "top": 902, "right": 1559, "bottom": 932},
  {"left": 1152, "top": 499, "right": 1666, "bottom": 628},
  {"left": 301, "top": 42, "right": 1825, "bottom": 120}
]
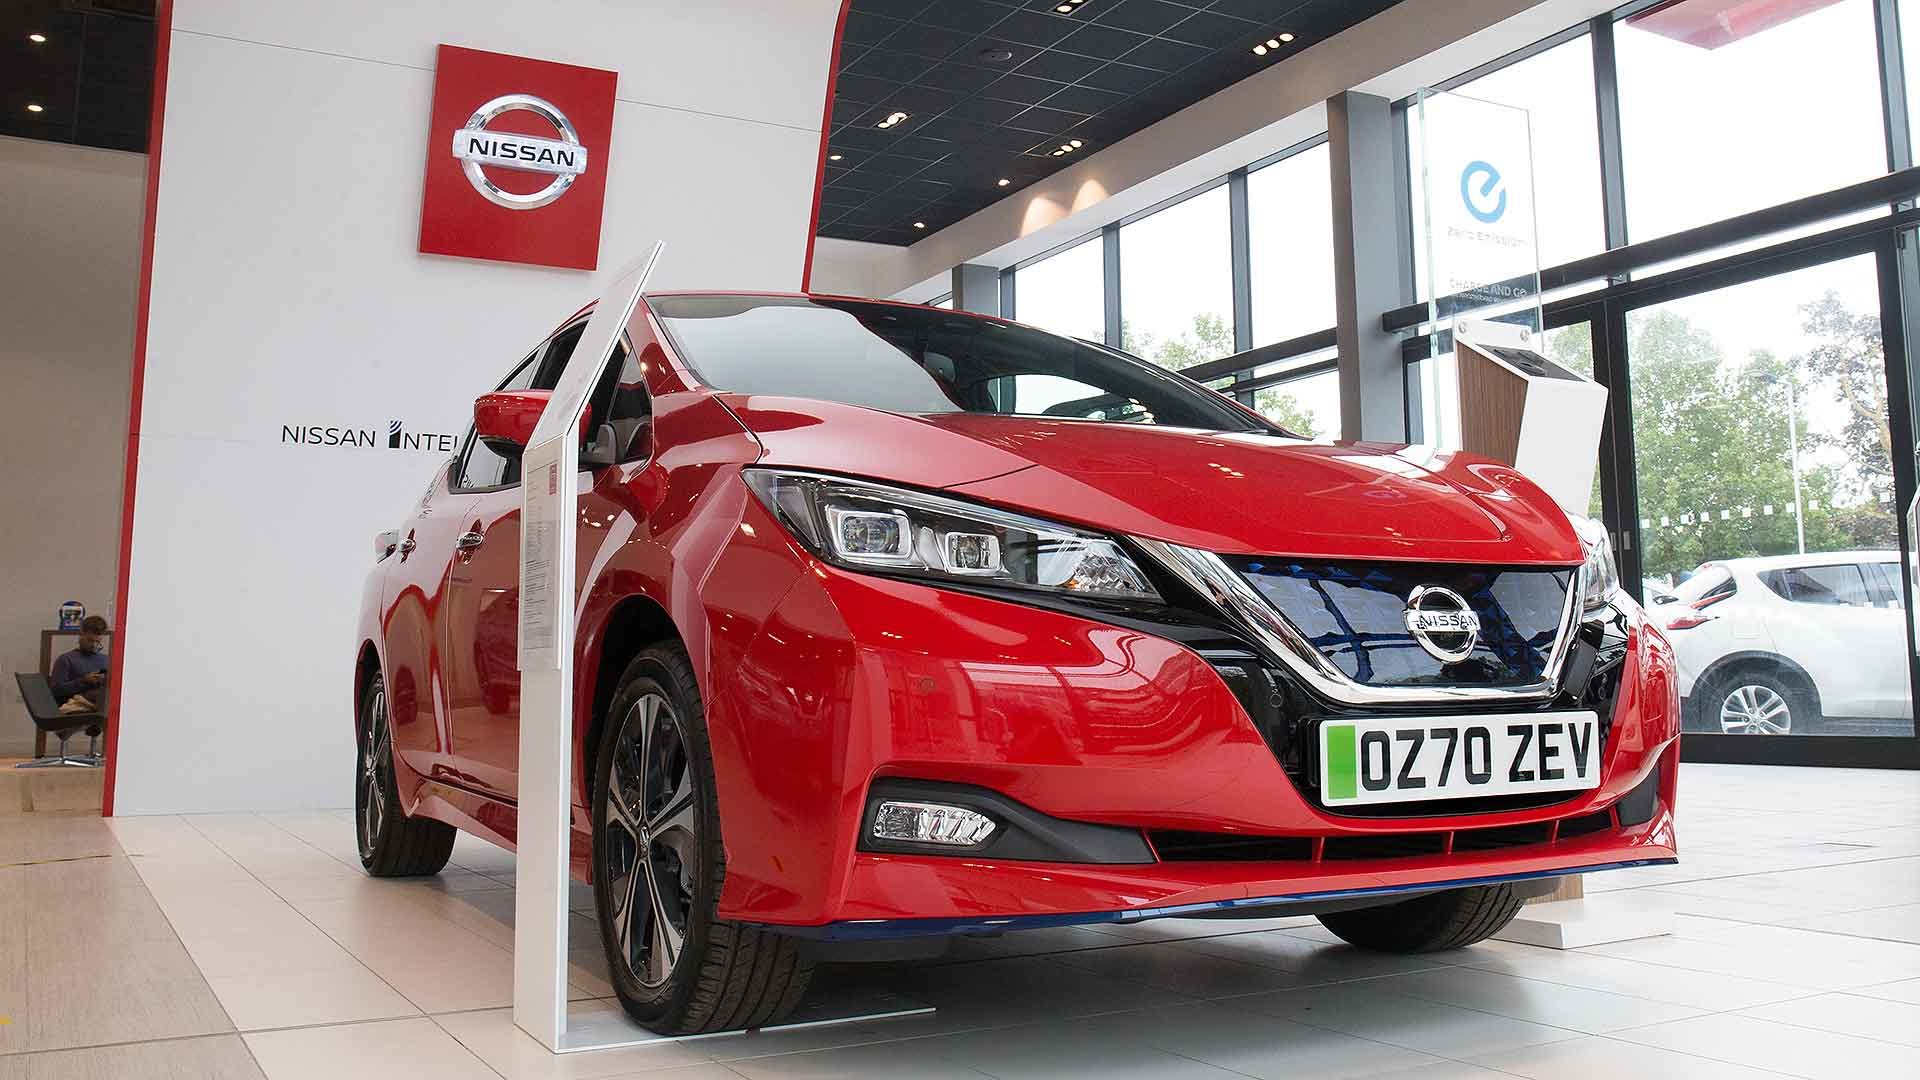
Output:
[
  {"left": 0, "top": 0, "right": 155, "bottom": 154},
  {"left": 818, "top": 0, "right": 1402, "bottom": 246}
]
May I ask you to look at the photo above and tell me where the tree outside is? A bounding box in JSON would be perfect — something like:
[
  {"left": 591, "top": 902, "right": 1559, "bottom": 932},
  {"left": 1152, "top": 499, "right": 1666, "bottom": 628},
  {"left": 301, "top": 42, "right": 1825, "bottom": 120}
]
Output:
[
  {"left": 1121, "top": 310, "right": 1323, "bottom": 437},
  {"left": 1613, "top": 291, "right": 1897, "bottom": 583}
]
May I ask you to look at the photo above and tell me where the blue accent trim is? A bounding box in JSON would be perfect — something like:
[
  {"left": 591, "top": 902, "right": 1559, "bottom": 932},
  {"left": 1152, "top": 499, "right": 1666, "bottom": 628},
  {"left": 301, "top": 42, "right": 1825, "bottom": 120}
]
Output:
[{"left": 753, "top": 858, "right": 1676, "bottom": 941}]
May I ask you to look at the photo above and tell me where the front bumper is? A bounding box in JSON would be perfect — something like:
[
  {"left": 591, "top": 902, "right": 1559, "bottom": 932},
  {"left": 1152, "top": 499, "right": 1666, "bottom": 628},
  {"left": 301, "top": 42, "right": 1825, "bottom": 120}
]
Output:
[{"left": 706, "top": 514, "right": 1681, "bottom": 931}]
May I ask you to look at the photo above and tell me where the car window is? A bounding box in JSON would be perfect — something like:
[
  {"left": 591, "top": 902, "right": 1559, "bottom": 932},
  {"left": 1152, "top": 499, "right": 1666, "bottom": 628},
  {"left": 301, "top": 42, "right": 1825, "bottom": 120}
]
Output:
[
  {"left": 1673, "top": 565, "right": 1732, "bottom": 605},
  {"left": 1774, "top": 563, "right": 1873, "bottom": 607},
  {"left": 649, "top": 294, "right": 1270, "bottom": 433},
  {"left": 1864, "top": 560, "right": 1906, "bottom": 608},
  {"left": 454, "top": 350, "right": 539, "bottom": 491}
]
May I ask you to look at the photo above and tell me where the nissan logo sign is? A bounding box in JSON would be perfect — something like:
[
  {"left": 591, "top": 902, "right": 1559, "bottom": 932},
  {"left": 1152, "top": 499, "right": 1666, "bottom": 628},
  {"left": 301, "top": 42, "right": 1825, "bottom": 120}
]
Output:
[
  {"left": 451, "top": 93, "right": 587, "bottom": 210},
  {"left": 1403, "top": 585, "right": 1481, "bottom": 664}
]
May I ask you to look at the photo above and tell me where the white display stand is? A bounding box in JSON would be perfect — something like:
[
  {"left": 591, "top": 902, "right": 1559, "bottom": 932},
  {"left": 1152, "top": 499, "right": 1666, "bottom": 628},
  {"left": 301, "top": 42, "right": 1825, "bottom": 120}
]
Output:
[
  {"left": 1454, "top": 320, "right": 1607, "bottom": 516},
  {"left": 514, "top": 245, "right": 662, "bottom": 1052},
  {"left": 1494, "top": 898, "right": 1672, "bottom": 950},
  {"left": 509, "top": 247, "right": 932, "bottom": 1053}
]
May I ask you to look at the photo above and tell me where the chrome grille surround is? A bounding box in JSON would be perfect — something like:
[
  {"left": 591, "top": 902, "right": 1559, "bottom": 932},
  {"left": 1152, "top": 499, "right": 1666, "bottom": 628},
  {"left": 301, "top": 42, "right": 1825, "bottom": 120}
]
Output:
[{"left": 1134, "top": 538, "right": 1583, "bottom": 707}]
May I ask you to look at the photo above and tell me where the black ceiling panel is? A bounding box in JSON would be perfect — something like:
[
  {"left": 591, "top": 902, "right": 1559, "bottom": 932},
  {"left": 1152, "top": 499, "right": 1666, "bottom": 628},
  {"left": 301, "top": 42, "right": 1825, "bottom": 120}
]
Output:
[
  {"left": 0, "top": 0, "right": 156, "bottom": 153},
  {"left": 818, "top": 0, "right": 1403, "bottom": 245}
]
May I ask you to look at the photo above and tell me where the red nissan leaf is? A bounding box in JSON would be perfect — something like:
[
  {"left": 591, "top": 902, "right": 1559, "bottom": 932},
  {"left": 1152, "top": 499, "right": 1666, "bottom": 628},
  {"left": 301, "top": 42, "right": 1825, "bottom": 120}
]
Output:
[{"left": 354, "top": 293, "right": 1680, "bottom": 1034}]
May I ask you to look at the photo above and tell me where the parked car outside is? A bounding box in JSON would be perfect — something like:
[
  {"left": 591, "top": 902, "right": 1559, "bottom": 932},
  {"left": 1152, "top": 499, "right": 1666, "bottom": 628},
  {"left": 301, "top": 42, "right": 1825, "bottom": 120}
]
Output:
[
  {"left": 354, "top": 294, "right": 1680, "bottom": 1033},
  {"left": 1657, "top": 550, "right": 1910, "bottom": 734}
]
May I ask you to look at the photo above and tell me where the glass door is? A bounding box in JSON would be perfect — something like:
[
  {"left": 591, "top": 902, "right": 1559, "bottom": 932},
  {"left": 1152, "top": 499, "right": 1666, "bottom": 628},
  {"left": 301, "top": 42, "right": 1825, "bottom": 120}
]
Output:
[{"left": 1616, "top": 251, "right": 1913, "bottom": 743}]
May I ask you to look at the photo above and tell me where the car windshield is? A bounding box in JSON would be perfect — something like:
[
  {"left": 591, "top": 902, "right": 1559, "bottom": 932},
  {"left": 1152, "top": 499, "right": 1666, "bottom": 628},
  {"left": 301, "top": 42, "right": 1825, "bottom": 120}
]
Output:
[{"left": 648, "top": 294, "right": 1271, "bottom": 433}]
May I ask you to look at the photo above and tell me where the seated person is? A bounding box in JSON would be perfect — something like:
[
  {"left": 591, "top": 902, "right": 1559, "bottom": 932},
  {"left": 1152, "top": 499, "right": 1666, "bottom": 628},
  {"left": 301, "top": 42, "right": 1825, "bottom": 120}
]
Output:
[{"left": 50, "top": 615, "right": 110, "bottom": 709}]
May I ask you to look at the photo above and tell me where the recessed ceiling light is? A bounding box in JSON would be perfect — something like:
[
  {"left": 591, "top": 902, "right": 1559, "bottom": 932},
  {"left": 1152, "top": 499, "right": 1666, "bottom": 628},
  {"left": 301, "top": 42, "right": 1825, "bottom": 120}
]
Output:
[
  {"left": 1279, "top": 32, "right": 1295, "bottom": 42},
  {"left": 979, "top": 47, "right": 1014, "bottom": 63},
  {"left": 1266, "top": 38, "right": 1280, "bottom": 48},
  {"left": 1069, "top": 139, "right": 1083, "bottom": 148},
  {"left": 26, "top": 103, "right": 44, "bottom": 113},
  {"left": 1252, "top": 44, "right": 1267, "bottom": 55},
  {"left": 828, "top": 153, "right": 842, "bottom": 161},
  {"left": 28, "top": 33, "right": 48, "bottom": 43},
  {"left": 1050, "top": 149, "right": 1066, "bottom": 157},
  {"left": 913, "top": 221, "right": 926, "bottom": 229},
  {"left": 876, "top": 110, "right": 910, "bottom": 129},
  {"left": 997, "top": 178, "right": 1011, "bottom": 187},
  {"left": 1055, "top": 3, "right": 1073, "bottom": 11}
]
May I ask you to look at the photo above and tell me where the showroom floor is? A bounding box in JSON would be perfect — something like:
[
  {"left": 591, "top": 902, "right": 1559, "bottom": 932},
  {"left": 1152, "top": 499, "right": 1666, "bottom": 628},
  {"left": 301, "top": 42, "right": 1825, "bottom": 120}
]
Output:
[{"left": 1, "top": 764, "right": 1917, "bottom": 1079}]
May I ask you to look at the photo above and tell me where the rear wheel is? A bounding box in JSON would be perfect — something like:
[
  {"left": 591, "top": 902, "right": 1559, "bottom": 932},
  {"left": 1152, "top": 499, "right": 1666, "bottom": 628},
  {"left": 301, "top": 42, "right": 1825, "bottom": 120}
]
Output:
[
  {"left": 1714, "top": 669, "right": 1808, "bottom": 735},
  {"left": 356, "top": 673, "right": 456, "bottom": 876},
  {"left": 592, "top": 644, "right": 814, "bottom": 1034},
  {"left": 1316, "top": 884, "right": 1523, "bottom": 953}
]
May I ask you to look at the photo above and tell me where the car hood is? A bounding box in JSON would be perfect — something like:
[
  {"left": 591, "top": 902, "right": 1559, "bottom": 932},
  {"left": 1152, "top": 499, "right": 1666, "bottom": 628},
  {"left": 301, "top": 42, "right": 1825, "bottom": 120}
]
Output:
[{"left": 722, "top": 396, "right": 1582, "bottom": 563}]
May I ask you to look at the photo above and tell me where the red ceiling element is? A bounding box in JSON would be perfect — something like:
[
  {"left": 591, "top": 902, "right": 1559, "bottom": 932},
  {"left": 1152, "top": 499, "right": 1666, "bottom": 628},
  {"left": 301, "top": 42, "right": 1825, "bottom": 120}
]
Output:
[
  {"left": 1626, "top": 0, "right": 1848, "bottom": 50},
  {"left": 417, "top": 45, "right": 617, "bottom": 270}
]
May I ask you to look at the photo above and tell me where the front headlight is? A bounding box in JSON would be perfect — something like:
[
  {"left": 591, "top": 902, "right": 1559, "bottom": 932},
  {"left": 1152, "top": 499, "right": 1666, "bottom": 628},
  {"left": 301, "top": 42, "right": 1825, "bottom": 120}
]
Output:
[
  {"left": 742, "top": 469, "right": 1162, "bottom": 603},
  {"left": 1571, "top": 515, "right": 1619, "bottom": 612}
]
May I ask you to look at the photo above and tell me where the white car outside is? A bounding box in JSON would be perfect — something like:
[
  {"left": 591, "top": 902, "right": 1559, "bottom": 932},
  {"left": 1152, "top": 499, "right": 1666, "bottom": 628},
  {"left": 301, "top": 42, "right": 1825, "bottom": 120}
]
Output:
[{"left": 1654, "top": 550, "right": 1911, "bottom": 734}]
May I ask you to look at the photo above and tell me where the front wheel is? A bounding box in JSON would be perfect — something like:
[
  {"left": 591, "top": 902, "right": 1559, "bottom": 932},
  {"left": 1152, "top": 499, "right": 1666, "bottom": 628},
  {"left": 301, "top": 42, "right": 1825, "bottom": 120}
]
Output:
[
  {"left": 592, "top": 644, "right": 814, "bottom": 1034},
  {"left": 356, "top": 673, "right": 456, "bottom": 876},
  {"left": 1316, "top": 884, "right": 1523, "bottom": 953}
]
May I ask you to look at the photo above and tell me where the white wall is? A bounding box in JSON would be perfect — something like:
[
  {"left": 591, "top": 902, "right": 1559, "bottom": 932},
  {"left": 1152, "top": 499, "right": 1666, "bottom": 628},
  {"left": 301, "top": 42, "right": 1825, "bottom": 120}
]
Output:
[
  {"left": 807, "top": 237, "right": 915, "bottom": 299},
  {"left": 0, "top": 137, "right": 143, "bottom": 758},
  {"left": 113, "top": 0, "right": 842, "bottom": 814}
]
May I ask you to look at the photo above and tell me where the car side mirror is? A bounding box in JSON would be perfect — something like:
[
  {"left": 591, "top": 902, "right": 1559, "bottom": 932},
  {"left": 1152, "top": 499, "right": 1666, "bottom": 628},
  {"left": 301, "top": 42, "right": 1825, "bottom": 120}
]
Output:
[{"left": 473, "top": 391, "right": 591, "bottom": 455}]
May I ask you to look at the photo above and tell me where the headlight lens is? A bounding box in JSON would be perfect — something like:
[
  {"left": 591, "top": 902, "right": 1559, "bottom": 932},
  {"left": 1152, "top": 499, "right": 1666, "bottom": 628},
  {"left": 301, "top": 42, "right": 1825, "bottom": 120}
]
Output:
[
  {"left": 743, "top": 469, "right": 1162, "bottom": 603},
  {"left": 1571, "top": 515, "right": 1619, "bottom": 611}
]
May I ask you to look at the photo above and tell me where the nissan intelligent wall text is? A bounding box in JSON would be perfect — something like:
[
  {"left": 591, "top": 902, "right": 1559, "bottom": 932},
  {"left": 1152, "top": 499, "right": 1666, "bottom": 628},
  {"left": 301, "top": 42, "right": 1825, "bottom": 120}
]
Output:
[{"left": 417, "top": 44, "right": 617, "bottom": 270}]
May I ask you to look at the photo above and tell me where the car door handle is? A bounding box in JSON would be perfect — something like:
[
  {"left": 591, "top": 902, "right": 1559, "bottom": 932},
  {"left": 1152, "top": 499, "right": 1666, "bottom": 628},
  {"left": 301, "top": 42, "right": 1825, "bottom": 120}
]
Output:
[{"left": 455, "top": 531, "right": 485, "bottom": 551}]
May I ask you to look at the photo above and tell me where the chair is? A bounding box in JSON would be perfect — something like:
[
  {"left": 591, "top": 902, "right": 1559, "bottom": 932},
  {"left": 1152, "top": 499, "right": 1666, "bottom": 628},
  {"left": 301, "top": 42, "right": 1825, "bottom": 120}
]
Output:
[{"left": 14, "top": 673, "right": 104, "bottom": 768}]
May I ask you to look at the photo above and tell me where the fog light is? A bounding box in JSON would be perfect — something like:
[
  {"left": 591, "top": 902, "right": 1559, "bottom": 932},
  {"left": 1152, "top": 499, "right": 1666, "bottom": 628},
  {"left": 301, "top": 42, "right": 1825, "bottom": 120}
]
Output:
[{"left": 871, "top": 801, "right": 996, "bottom": 846}]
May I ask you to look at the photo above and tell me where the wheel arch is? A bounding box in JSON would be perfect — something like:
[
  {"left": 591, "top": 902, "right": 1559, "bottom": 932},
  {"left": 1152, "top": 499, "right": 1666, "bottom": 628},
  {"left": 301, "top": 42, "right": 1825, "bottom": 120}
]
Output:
[
  {"left": 1693, "top": 649, "right": 1823, "bottom": 720},
  {"left": 354, "top": 640, "right": 383, "bottom": 736},
  {"left": 583, "top": 594, "right": 686, "bottom": 799}
]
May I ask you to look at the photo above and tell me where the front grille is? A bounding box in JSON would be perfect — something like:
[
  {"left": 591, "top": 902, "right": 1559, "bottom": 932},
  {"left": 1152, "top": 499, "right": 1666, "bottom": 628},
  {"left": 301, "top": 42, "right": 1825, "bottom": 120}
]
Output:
[
  {"left": 1225, "top": 557, "right": 1574, "bottom": 689},
  {"left": 1208, "top": 606, "right": 1632, "bottom": 820},
  {"left": 1146, "top": 805, "right": 1622, "bottom": 864}
]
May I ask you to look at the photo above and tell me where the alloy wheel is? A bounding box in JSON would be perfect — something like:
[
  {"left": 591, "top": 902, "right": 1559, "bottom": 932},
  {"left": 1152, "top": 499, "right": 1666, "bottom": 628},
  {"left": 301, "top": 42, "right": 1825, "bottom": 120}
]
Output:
[
  {"left": 1719, "top": 683, "right": 1791, "bottom": 735},
  {"left": 358, "top": 688, "right": 390, "bottom": 851},
  {"left": 602, "top": 692, "right": 697, "bottom": 989}
]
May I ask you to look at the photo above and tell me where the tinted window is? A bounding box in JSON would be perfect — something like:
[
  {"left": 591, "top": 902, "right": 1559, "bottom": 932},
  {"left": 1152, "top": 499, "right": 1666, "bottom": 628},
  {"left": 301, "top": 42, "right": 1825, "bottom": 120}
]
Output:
[
  {"left": 455, "top": 351, "right": 539, "bottom": 491},
  {"left": 650, "top": 294, "right": 1265, "bottom": 432},
  {"left": 1775, "top": 563, "right": 1873, "bottom": 607}
]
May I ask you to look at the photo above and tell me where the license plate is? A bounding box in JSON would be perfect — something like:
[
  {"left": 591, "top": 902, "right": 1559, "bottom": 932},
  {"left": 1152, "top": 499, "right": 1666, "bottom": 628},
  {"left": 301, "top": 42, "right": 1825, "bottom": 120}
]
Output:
[{"left": 1318, "top": 712, "right": 1602, "bottom": 807}]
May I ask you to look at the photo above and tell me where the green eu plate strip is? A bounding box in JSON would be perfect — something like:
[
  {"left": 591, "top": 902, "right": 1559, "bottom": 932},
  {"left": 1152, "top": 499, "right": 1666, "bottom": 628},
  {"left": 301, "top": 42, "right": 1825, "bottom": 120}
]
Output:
[{"left": 1325, "top": 723, "right": 1357, "bottom": 802}]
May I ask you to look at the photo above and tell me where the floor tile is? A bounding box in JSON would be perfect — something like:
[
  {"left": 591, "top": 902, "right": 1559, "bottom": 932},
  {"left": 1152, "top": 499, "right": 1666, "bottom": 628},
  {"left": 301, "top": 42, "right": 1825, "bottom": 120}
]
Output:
[
  {"left": 1223, "top": 980, "right": 1581, "bottom": 1059},
  {"left": 1738, "top": 991, "right": 1920, "bottom": 1048},
  {"left": 205, "top": 963, "right": 419, "bottom": 1031},
  {"left": 1089, "top": 1000, "right": 1444, "bottom": 1079},
  {"left": 1459, "top": 940, "right": 1809, "bottom": 1010},
  {"left": 1368, "top": 966, "right": 1704, "bottom": 1033},
  {"left": 1050, "top": 940, "right": 1311, "bottom": 998},
  {"left": 1616, "top": 1012, "right": 1920, "bottom": 1079},
  {"left": 433, "top": 1004, "right": 717, "bottom": 1078},
  {"left": 7, "top": 1033, "right": 264, "bottom": 1079},
  {"left": 244, "top": 1017, "right": 497, "bottom": 1080},
  {"left": 1472, "top": 1034, "right": 1793, "bottom": 1079}
]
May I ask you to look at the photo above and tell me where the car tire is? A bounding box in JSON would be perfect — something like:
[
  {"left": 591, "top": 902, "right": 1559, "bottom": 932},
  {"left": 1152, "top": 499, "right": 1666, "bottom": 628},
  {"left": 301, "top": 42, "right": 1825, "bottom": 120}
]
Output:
[
  {"left": 1315, "top": 884, "right": 1524, "bottom": 953},
  {"left": 1711, "top": 667, "right": 1811, "bottom": 735},
  {"left": 356, "top": 673, "right": 457, "bottom": 877},
  {"left": 592, "top": 643, "right": 814, "bottom": 1035}
]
